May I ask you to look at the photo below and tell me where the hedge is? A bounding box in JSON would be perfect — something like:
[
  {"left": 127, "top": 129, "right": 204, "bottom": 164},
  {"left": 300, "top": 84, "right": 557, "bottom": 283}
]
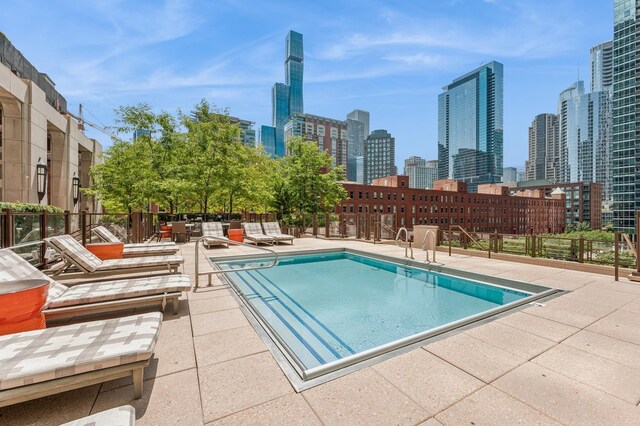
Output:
[{"left": 0, "top": 202, "right": 64, "bottom": 213}]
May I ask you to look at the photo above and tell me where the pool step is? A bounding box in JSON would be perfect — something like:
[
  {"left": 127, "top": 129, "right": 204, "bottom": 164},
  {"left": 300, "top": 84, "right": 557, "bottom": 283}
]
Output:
[{"left": 232, "top": 270, "right": 351, "bottom": 369}]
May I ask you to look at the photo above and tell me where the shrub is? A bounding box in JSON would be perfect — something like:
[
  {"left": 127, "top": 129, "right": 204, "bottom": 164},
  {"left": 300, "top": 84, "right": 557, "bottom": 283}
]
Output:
[{"left": 0, "top": 202, "right": 63, "bottom": 213}]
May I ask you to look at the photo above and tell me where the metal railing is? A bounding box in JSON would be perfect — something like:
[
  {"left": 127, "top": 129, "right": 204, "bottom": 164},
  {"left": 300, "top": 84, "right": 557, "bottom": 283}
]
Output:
[
  {"left": 421, "top": 229, "right": 437, "bottom": 263},
  {"left": 447, "top": 225, "right": 491, "bottom": 258},
  {"left": 394, "top": 227, "right": 413, "bottom": 259},
  {"left": 193, "top": 236, "right": 279, "bottom": 289}
]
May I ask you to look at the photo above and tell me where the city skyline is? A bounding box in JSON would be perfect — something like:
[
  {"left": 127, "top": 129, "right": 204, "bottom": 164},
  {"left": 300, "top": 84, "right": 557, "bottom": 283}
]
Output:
[{"left": 0, "top": 0, "right": 613, "bottom": 169}]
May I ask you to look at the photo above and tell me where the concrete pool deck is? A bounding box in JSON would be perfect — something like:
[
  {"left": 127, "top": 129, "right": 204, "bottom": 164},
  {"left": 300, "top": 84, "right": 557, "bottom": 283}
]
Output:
[{"left": 2, "top": 237, "right": 640, "bottom": 425}]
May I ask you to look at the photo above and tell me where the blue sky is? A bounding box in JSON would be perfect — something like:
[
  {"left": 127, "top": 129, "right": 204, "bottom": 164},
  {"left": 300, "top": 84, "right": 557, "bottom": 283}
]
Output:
[{"left": 1, "top": 0, "right": 613, "bottom": 169}]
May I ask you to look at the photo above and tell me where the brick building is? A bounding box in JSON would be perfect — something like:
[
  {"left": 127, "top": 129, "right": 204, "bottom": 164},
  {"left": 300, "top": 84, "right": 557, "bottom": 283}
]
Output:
[
  {"left": 513, "top": 181, "right": 602, "bottom": 229},
  {"left": 337, "top": 176, "right": 566, "bottom": 234}
]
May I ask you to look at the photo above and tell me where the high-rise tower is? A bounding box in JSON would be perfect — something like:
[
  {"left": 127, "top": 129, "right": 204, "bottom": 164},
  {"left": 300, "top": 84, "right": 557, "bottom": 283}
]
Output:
[
  {"left": 525, "top": 113, "right": 559, "bottom": 181},
  {"left": 437, "top": 61, "right": 504, "bottom": 191},
  {"left": 264, "top": 30, "right": 304, "bottom": 157},
  {"left": 285, "top": 31, "right": 304, "bottom": 115},
  {"left": 612, "top": 0, "right": 638, "bottom": 232},
  {"left": 591, "top": 40, "right": 614, "bottom": 205}
]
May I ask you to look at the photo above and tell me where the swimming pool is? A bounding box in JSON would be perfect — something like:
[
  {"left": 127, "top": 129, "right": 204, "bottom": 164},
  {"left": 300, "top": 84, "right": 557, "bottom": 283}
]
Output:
[{"left": 212, "top": 249, "right": 559, "bottom": 384}]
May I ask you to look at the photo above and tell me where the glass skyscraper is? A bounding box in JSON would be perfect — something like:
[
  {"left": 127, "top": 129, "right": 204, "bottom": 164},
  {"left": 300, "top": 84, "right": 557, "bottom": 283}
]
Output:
[
  {"left": 612, "top": 0, "right": 637, "bottom": 232},
  {"left": 285, "top": 31, "right": 304, "bottom": 115},
  {"left": 260, "top": 125, "right": 276, "bottom": 156},
  {"left": 345, "top": 109, "right": 369, "bottom": 183},
  {"left": 268, "top": 30, "right": 304, "bottom": 157},
  {"left": 437, "top": 61, "right": 503, "bottom": 191}
]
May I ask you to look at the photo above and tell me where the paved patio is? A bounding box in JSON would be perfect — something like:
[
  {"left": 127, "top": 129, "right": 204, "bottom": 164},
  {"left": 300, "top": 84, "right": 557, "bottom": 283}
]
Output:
[{"left": 2, "top": 237, "right": 640, "bottom": 425}]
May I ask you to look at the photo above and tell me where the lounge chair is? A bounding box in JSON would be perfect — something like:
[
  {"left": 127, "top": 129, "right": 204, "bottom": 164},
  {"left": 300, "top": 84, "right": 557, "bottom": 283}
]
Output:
[
  {"left": 45, "top": 235, "right": 183, "bottom": 279},
  {"left": 0, "top": 249, "right": 191, "bottom": 319},
  {"left": 262, "top": 221, "right": 294, "bottom": 245},
  {"left": 93, "top": 226, "right": 179, "bottom": 257},
  {"left": 61, "top": 406, "right": 136, "bottom": 426},
  {"left": 242, "top": 222, "right": 274, "bottom": 245},
  {"left": 0, "top": 312, "right": 161, "bottom": 407},
  {"left": 201, "top": 222, "right": 230, "bottom": 248}
]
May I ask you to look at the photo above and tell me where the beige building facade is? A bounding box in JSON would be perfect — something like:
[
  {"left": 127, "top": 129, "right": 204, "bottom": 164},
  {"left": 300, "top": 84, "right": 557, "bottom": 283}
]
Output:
[{"left": 0, "top": 60, "right": 101, "bottom": 212}]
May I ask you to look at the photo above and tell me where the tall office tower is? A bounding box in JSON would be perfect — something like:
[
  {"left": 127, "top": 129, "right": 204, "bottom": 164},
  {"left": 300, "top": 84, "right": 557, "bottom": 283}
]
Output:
[
  {"left": 525, "top": 113, "right": 559, "bottom": 181},
  {"left": 260, "top": 125, "right": 277, "bottom": 156},
  {"left": 591, "top": 40, "right": 613, "bottom": 92},
  {"left": 284, "top": 113, "right": 348, "bottom": 176},
  {"left": 516, "top": 169, "right": 526, "bottom": 182},
  {"left": 557, "top": 81, "right": 610, "bottom": 197},
  {"left": 285, "top": 31, "right": 304, "bottom": 114},
  {"left": 271, "top": 82, "right": 290, "bottom": 157},
  {"left": 404, "top": 156, "right": 438, "bottom": 189},
  {"left": 437, "top": 61, "right": 504, "bottom": 191},
  {"left": 347, "top": 109, "right": 370, "bottom": 139},
  {"left": 558, "top": 81, "right": 585, "bottom": 182},
  {"left": 591, "top": 40, "right": 614, "bottom": 205},
  {"left": 502, "top": 167, "right": 518, "bottom": 184},
  {"left": 612, "top": 0, "right": 638, "bottom": 232},
  {"left": 347, "top": 156, "right": 364, "bottom": 183},
  {"left": 346, "top": 118, "right": 365, "bottom": 182},
  {"left": 269, "top": 30, "right": 304, "bottom": 157},
  {"left": 364, "top": 130, "right": 397, "bottom": 184}
]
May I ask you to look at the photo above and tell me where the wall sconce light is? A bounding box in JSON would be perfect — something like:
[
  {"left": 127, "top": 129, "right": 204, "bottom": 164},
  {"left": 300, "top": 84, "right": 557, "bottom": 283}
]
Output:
[
  {"left": 36, "top": 158, "right": 48, "bottom": 203},
  {"left": 72, "top": 173, "right": 80, "bottom": 206}
]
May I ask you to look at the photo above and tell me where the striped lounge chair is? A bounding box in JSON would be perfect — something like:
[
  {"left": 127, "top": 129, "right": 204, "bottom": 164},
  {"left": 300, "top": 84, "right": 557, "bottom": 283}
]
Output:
[
  {"left": 61, "top": 406, "right": 136, "bottom": 426},
  {"left": 0, "top": 313, "right": 162, "bottom": 407},
  {"left": 262, "top": 222, "right": 294, "bottom": 245},
  {"left": 93, "top": 226, "right": 179, "bottom": 257},
  {"left": 201, "top": 222, "right": 230, "bottom": 248},
  {"left": 45, "top": 235, "right": 183, "bottom": 279},
  {"left": 0, "top": 249, "right": 191, "bottom": 318},
  {"left": 241, "top": 222, "right": 274, "bottom": 245}
]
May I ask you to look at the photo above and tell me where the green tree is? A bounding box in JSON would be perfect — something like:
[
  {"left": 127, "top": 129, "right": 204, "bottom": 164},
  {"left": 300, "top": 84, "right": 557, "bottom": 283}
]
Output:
[
  {"left": 113, "top": 103, "right": 185, "bottom": 213},
  {"left": 85, "top": 140, "right": 155, "bottom": 213},
  {"left": 275, "top": 137, "right": 347, "bottom": 222},
  {"left": 183, "top": 100, "right": 274, "bottom": 215}
]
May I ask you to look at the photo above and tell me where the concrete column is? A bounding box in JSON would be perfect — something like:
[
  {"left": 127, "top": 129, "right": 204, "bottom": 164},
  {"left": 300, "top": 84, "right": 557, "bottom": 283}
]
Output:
[
  {"left": 0, "top": 96, "right": 25, "bottom": 202},
  {"left": 48, "top": 129, "right": 68, "bottom": 209}
]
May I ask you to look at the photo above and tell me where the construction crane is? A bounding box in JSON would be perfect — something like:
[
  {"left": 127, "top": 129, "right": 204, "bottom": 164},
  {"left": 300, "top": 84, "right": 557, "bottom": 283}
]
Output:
[{"left": 65, "top": 104, "right": 123, "bottom": 141}]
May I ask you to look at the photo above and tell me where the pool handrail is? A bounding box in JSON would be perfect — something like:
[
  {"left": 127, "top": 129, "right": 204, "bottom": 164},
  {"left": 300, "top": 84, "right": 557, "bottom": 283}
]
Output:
[
  {"left": 395, "top": 227, "right": 413, "bottom": 259},
  {"left": 193, "top": 236, "right": 279, "bottom": 289}
]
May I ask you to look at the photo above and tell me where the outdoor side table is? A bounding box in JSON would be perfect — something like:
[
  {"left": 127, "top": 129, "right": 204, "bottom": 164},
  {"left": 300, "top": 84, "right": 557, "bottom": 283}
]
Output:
[
  {"left": 0, "top": 279, "right": 50, "bottom": 335},
  {"left": 86, "top": 242, "right": 125, "bottom": 260}
]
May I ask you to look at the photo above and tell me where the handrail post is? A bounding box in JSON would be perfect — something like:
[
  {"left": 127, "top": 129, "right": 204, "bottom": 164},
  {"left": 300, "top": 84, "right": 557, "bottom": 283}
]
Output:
[
  {"left": 487, "top": 234, "right": 493, "bottom": 259},
  {"left": 80, "top": 210, "right": 87, "bottom": 246},
  {"left": 448, "top": 225, "right": 452, "bottom": 256},
  {"left": 39, "top": 211, "right": 48, "bottom": 266},
  {"left": 614, "top": 232, "right": 619, "bottom": 282},
  {"left": 131, "top": 212, "right": 141, "bottom": 243},
  {"left": 64, "top": 210, "right": 71, "bottom": 235},
  {"left": 325, "top": 213, "right": 330, "bottom": 238},
  {"left": 2, "top": 208, "right": 14, "bottom": 248},
  {"left": 578, "top": 235, "right": 584, "bottom": 263},
  {"left": 312, "top": 214, "right": 318, "bottom": 237},
  {"left": 531, "top": 235, "right": 537, "bottom": 258},
  {"left": 364, "top": 214, "right": 370, "bottom": 240}
]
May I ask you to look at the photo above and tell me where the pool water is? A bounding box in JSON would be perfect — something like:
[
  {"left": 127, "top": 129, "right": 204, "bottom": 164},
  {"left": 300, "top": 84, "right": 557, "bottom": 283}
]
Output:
[{"left": 216, "top": 251, "right": 535, "bottom": 378}]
